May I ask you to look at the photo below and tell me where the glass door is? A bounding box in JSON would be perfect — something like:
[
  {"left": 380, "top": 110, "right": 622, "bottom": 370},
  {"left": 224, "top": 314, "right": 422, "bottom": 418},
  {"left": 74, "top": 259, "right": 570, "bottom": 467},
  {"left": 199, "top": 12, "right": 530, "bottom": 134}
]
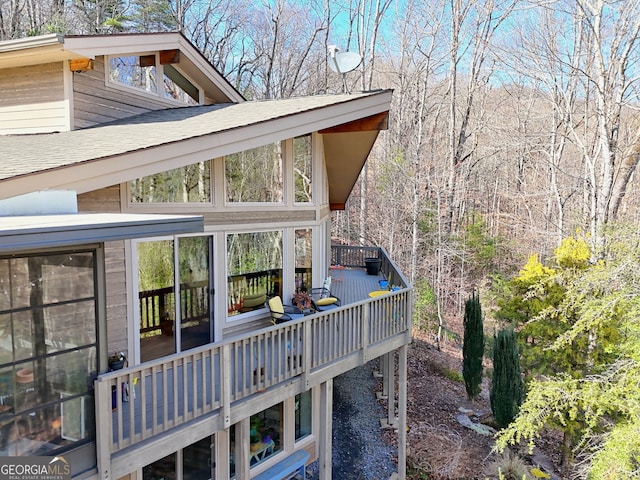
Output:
[
  {"left": 178, "top": 236, "right": 213, "bottom": 351},
  {"left": 138, "top": 240, "right": 176, "bottom": 362}
]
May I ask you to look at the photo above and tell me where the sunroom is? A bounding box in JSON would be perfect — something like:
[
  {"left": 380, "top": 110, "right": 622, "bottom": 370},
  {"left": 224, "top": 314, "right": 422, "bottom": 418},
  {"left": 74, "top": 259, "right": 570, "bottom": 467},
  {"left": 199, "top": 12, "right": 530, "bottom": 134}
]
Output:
[{"left": 0, "top": 209, "right": 203, "bottom": 476}]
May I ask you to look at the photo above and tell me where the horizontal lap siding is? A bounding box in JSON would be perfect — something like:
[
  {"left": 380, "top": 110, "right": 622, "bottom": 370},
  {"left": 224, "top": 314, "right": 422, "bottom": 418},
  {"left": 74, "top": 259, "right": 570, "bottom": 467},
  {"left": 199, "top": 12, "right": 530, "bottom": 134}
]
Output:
[
  {"left": 73, "top": 56, "right": 178, "bottom": 129},
  {"left": 0, "top": 62, "right": 66, "bottom": 134}
]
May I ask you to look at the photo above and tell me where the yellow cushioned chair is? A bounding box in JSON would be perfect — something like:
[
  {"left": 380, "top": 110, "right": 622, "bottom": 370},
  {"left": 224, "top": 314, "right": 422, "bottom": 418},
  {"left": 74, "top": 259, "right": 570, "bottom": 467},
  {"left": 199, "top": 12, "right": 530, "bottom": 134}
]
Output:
[
  {"left": 309, "top": 288, "right": 341, "bottom": 311},
  {"left": 266, "top": 296, "right": 305, "bottom": 324}
]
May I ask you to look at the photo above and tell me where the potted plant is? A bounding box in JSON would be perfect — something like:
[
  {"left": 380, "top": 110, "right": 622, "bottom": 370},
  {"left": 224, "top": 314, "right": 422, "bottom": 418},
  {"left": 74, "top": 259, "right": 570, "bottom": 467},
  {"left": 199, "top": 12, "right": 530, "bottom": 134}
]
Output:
[
  {"left": 364, "top": 257, "right": 382, "bottom": 275},
  {"left": 108, "top": 352, "right": 126, "bottom": 371},
  {"left": 292, "top": 288, "right": 313, "bottom": 310},
  {"left": 250, "top": 416, "right": 264, "bottom": 450}
]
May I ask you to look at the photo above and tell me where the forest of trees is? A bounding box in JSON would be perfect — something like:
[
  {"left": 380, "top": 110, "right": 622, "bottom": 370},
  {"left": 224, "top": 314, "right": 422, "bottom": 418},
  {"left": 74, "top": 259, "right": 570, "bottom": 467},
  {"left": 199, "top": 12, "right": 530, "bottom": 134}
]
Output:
[{"left": 4, "top": 0, "right": 640, "bottom": 477}]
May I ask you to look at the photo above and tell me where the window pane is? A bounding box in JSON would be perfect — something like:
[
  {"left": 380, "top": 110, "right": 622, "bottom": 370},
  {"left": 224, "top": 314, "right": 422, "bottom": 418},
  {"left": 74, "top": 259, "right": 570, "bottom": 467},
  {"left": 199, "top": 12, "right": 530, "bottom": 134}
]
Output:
[
  {"left": 294, "top": 135, "right": 312, "bottom": 203},
  {"left": 164, "top": 65, "right": 199, "bottom": 105},
  {"left": 40, "top": 253, "right": 95, "bottom": 303},
  {"left": 250, "top": 403, "right": 282, "bottom": 467},
  {"left": 143, "top": 453, "right": 176, "bottom": 480},
  {"left": 183, "top": 437, "right": 213, "bottom": 480},
  {"left": 295, "top": 229, "right": 312, "bottom": 291},
  {"left": 178, "top": 237, "right": 211, "bottom": 351},
  {"left": 7, "top": 311, "right": 33, "bottom": 362},
  {"left": 109, "top": 55, "right": 157, "bottom": 94},
  {"left": 0, "top": 316, "right": 11, "bottom": 365},
  {"left": 226, "top": 232, "right": 282, "bottom": 316},
  {"left": 138, "top": 241, "right": 176, "bottom": 361},
  {"left": 130, "top": 162, "right": 211, "bottom": 203},
  {"left": 225, "top": 144, "right": 283, "bottom": 203},
  {"left": 44, "top": 302, "right": 96, "bottom": 354},
  {"left": 0, "top": 258, "right": 31, "bottom": 310},
  {"left": 295, "top": 391, "right": 312, "bottom": 440}
]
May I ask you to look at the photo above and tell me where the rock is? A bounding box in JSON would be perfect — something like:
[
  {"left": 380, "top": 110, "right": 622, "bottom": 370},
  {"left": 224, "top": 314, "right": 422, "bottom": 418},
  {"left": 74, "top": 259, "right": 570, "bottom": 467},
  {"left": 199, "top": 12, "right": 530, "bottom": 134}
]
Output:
[{"left": 455, "top": 414, "right": 496, "bottom": 436}]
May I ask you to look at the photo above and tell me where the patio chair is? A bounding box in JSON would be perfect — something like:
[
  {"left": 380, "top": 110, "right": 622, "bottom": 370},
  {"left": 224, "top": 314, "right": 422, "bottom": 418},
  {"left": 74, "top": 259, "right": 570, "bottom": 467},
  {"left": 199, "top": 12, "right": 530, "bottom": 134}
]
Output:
[
  {"left": 266, "top": 296, "right": 305, "bottom": 324},
  {"left": 308, "top": 287, "right": 341, "bottom": 311}
]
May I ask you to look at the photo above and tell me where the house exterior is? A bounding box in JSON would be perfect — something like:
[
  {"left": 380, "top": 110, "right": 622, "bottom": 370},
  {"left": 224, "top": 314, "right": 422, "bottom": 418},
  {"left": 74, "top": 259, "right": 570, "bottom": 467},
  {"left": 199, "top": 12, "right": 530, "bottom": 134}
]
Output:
[{"left": 0, "top": 33, "right": 411, "bottom": 480}]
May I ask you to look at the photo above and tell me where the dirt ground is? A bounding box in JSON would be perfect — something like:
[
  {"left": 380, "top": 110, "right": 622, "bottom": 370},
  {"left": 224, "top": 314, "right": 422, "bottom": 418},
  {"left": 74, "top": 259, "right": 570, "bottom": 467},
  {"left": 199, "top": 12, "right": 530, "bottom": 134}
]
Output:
[{"left": 382, "top": 331, "right": 563, "bottom": 480}]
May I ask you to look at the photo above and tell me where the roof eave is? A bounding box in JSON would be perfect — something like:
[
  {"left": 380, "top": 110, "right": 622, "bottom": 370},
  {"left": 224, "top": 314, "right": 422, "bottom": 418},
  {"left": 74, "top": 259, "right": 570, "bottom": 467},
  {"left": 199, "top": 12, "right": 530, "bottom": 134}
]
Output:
[{"left": 0, "top": 213, "right": 204, "bottom": 254}]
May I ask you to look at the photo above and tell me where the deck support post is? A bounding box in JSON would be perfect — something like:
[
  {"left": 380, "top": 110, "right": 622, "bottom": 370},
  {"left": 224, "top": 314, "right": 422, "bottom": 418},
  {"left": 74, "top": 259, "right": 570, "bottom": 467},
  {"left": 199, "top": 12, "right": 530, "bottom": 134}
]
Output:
[
  {"left": 386, "top": 351, "right": 395, "bottom": 427},
  {"left": 318, "top": 379, "right": 333, "bottom": 480},
  {"left": 397, "top": 345, "right": 408, "bottom": 479}
]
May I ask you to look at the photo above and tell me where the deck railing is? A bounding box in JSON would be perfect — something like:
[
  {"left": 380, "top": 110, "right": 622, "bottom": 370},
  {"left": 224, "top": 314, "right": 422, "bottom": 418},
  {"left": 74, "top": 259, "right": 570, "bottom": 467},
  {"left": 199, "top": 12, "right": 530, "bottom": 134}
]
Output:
[
  {"left": 95, "top": 246, "right": 411, "bottom": 466},
  {"left": 140, "top": 269, "right": 314, "bottom": 332}
]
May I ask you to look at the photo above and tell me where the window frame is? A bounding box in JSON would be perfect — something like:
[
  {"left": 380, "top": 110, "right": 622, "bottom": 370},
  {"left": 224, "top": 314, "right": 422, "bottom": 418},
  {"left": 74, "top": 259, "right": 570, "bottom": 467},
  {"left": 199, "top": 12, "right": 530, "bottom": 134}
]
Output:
[
  {"left": 105, "top": 53, "right": 201, "bottom": 106},
  {"left": 225, "top": 230, "right": 283, "bottom": 320},
  {"left": 0, "top": 246, "right": 104, "bottom": 474}
]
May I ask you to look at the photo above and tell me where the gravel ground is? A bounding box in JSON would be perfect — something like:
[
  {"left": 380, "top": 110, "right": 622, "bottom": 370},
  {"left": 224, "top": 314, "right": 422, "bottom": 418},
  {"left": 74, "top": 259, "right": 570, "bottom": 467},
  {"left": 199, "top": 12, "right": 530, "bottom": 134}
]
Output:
[{"left": 306, "top": 359, "right": 398, "bottom": 480}]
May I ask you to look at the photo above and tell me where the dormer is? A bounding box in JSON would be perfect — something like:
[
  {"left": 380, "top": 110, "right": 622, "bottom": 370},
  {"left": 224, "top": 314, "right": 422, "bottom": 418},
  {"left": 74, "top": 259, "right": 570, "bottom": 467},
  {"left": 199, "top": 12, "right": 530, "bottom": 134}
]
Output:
[{"left": 0, "top": 32, "right": 243, "bottom": 135}]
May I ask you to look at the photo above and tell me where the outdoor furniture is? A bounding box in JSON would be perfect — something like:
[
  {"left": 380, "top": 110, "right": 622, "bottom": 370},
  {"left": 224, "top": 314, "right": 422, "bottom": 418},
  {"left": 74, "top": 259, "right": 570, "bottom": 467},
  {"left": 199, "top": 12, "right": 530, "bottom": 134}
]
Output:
[
  {"left": 252, "top": 449, "right": 310, "bottom": 480},
  {"left": 242, "top": 291, "right": 267, "bottom": 309},
  {"left": 308, "top": 288, "right": 341, "bottom": 311},
  {"left": 368, "top": 290, "right": 391, "bottom": 298},
  {"left": 250, "top": 439, "right": 275, "bottom": 464},
  {"left": 329, "top": 264, "right": 344, "bottom": 282},
  {"left": 266, "top": 296, "right": 305, "bottom": 324}
]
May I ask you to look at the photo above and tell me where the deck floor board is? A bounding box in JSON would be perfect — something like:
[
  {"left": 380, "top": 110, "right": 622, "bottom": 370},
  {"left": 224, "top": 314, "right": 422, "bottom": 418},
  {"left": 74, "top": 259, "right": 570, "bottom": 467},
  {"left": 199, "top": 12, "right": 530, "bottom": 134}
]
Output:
[{"left": 330, "top": 267, "right": 387, "bottom": 304}]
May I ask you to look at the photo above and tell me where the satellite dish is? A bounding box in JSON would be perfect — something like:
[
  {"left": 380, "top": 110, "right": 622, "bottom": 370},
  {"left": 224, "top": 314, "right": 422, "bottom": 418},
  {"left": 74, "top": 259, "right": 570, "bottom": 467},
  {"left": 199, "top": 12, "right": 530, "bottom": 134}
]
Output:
[
  {"left": 328, "top": 46, "right": 362, "bottom": 93},
  {"left": 328, "top": 51, "right": 362, "bottom": 74}
]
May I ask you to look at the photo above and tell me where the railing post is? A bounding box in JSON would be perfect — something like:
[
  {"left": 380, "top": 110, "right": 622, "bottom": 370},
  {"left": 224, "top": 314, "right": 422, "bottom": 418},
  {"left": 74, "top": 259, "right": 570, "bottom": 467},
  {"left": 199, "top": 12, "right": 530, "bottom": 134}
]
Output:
[
  {"left": 303, "top": 321, "right": 312, "bottom": 389},
  {"left": 361, "top": 303, "right": 370, "bottom": 363},
  {"left": 95, "top": 377, "right": 113, "bottom": 480},
  {"left": 221, "top": 343, "right": 231, "bottom": 428}
]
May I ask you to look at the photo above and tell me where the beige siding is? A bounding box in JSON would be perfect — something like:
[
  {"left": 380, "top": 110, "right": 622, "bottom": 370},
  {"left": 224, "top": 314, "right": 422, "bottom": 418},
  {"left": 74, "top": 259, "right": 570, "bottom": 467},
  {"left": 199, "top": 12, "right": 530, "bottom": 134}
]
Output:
[
  {"left": 0, "top": 62, "right": 67, "bottom": 134},
  {"left": 73, "top": 56, "right": 179, "bottom": 129},
  {"left": 78, "top": 186, "right": 129, "bottom": 355}
]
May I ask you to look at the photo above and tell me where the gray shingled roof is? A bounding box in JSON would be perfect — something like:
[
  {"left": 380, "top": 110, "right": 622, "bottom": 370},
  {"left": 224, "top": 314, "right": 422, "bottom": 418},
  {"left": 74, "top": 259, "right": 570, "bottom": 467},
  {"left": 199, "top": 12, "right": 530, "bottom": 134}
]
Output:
[{"left": 0, "top": 91, "right": 386, "bottom": 181}]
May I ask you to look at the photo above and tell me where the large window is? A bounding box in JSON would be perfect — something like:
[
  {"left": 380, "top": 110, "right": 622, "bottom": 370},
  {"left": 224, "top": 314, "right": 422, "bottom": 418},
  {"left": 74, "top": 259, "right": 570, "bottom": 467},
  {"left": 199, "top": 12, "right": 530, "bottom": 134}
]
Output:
[
  {"left": 249, "top": 404, "right": 283, "bottom": 467},
  {"left": 130, "top": 162, "right": 212, "bottom": 204},
  {"left": 143, "top": 437, "right": 213, "bottom": 480},
  {"left": 0, "top": 251, "right": 97, "bottom": 457},
  {"left": 108, "top": 55, "right": 199, "bottom": 105},
  {"left": 294, "top": 135, "right": 313, "bottom": 203},
  {"left": 226, "top": 232, "right": 282, "bottom": 316},
  {"left": 295, "top": 391, "right": 312, "bottom": 440},
  {"left": 225, "top": 143, "right": 283, "bottom": 203}
]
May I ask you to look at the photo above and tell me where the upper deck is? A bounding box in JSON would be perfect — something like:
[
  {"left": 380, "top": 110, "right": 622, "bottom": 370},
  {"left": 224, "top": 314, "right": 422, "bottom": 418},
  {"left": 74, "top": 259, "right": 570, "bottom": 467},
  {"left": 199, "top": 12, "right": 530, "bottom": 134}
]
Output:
[{"left": 94, "top": 246, "right": 412, "bottom": 479}]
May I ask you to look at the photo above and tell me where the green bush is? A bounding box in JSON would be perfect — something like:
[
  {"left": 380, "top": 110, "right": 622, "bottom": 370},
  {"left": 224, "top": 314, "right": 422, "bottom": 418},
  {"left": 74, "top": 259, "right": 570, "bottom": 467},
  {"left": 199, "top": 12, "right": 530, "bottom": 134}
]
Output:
[
  {"left": 463, "top": 291, "right": 484, "bottom": 401},
  {"left": 491, "top": 328, "right": 524, "bottom": 428}
]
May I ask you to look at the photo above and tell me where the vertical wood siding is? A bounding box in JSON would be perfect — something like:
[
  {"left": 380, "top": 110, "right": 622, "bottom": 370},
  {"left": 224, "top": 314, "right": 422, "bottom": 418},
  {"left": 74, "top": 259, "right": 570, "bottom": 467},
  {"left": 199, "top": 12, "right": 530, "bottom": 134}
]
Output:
[
  {"left": 78, "top": 186, "right": 129, "bottom": 354},
  {"left": 0, "top": 62, "right": 66, "bottom": 134}
]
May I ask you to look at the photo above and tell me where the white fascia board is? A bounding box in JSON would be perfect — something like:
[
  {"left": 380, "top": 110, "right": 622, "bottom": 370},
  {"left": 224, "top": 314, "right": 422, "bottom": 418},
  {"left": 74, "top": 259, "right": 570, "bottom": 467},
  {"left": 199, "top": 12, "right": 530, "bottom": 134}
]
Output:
[
  {"left": 0, "top": 35, "right": 86, "bottom": 68},
  {"left": 0, "top": 33, "right": 62, "bottom": 53},
  {"left": 61, "top": 33, "right": 183, "bottom": 57}
]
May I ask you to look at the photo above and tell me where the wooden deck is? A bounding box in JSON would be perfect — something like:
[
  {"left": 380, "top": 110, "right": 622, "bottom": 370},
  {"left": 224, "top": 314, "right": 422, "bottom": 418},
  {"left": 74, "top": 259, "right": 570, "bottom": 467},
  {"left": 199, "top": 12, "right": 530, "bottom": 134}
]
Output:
[
  {"left": 95, "top": 248, "right": 411, "bottom": 480},
  {"left": 330, "top": 266, "right": 390, "bottom": 303}
]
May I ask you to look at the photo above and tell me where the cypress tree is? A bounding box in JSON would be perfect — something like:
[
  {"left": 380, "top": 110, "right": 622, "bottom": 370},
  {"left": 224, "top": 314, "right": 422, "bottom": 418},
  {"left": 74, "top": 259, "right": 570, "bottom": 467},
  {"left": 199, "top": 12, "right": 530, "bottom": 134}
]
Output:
[
  {"left": 462, "top": 291, "right": 484, "bottom": 401},
  {"left": 490, "top": 328, "right": 524, "bottom": 428}
]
